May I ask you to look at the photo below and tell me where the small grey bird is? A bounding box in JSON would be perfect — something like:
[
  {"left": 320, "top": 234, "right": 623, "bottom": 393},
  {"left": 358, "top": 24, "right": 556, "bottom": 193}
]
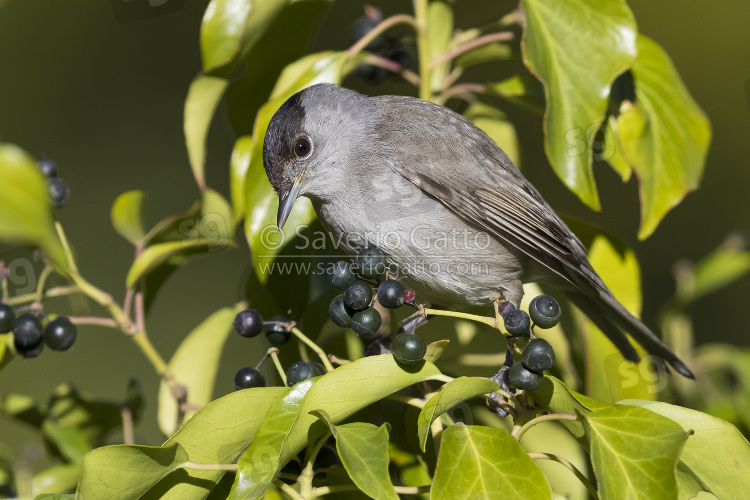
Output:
[{"left": 262, "top": 83, "right": 693, "bottom": 378}]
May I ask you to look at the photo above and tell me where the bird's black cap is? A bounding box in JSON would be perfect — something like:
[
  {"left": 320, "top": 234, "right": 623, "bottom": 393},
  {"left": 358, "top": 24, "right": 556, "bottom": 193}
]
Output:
[{"left": 263, "top": 90, "right": 306, "bottom": 195}]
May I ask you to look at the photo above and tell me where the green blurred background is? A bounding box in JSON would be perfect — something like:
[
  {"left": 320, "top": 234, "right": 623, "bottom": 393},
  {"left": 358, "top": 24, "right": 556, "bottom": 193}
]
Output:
[{"left": 0, "top": 0, "right": 748, "bottom": 460}]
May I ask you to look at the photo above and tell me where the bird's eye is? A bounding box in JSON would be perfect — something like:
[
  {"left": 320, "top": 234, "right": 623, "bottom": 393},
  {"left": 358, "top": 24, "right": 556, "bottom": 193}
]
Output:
[{"left": 295, "top": 137, "right": 311, "bottom": 158}]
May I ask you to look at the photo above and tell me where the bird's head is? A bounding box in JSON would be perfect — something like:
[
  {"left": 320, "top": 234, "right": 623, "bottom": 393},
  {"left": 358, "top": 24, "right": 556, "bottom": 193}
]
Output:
[{"left": 262, "top": 83, "right": 373, "bottom": 229}]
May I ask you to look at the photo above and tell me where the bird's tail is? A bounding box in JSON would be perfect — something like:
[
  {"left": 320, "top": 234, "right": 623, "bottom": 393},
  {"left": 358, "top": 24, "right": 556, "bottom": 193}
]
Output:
[{"left": 568, "top": 291, "right": 694, "bottom": 379}]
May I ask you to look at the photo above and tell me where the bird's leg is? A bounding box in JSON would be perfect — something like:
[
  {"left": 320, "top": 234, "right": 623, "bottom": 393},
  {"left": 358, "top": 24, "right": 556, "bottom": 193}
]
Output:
[{"left": 397, "top": 304, "right": 441, "bottom": 333}]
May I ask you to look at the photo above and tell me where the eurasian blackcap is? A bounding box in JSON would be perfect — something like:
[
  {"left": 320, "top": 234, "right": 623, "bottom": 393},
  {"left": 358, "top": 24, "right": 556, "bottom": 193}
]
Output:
[{"left": 262, "top": 83, "right": 693, "bottom": 378}]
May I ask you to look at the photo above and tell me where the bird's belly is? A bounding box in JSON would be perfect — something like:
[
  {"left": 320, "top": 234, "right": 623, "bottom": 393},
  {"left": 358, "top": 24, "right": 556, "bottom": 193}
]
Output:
[{"left": 314, "top": 193, "right": 525, "bottom": 307}]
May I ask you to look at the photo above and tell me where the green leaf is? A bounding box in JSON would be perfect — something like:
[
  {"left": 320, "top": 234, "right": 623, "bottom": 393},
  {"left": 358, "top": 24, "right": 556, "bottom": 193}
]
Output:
[
  {"left": 0, "top": 392, "right": 47, "bottom": 429},
  {"left": 0, "top": 334, "right": 12, "bottom": 373},
  {"left": 623, "top": 400, "right": 750, "bottom": 500},
  {"left": 432, "top": 424, "right": 552, "bottom": 500},
  {"left": 486, "top": 73, "right": 546, "bottom": 113},
  {"left": 184, "top": 75, "right": 230, "bottom": 190},
  {"left": 231, "top": 380, "right": 316, "bottom": 499},
  {"left": 312, "top": 410, "right": 398, "bottom": 500},
  {"left": 187, "top": 0, "right": 332, "bottom": 191},
  {"left": 531, "top": 376, "right": 607, "bottom": 443},
  {"left": 111, "top": 190, "right": 145, "bottom": 245},
  {"left": 232, "top": 355, "right": 441, "bottom": 499},
  {"left": 78, "top": 444, "right": 189, "bottom": 500},
  {"left": 519, "top": 0, "right": 637, "bottom": 210},
  {"left": 230, "top": 135, "right": 253, "bottom": 225},
  {"left": 455, "top": 42, "right": 514, "bottom": 69},
  {"left": 614, "top": 36, "right": 711, "bottom": 239},
  {"left": 43, "top": 382, "right": 143, "bottom": 463},
  {"left": 417, "top": 377, "right": 500, "bottom": 452},
  {"left": 0, "top": 144, "right": 67, "bottom": 270},
  {"left": 581, "top": 405, "right": 688, "bottom": 499},
  {"left": 126, "top": 239, "right": 214, "bottom": 288},
  {"left": 160, "top": 386, "right": 288, "bottom": 499},
  {"left": 673, "top": 235, "right": 750, "bottom": 307},
  {"left": 225, "top": 0, "right": 333, "bottom": 137},
  {"left": 424, "top": 339, "right": 450, "bottom": 364},
  {"left": 463, "top": 100, "right": 520, "bottom": 165},
  {"left": 32, "top": 463, "right": 80, "bottom": 495},
  {"left": 427, "top": 0, "right": 454, "bottom": 92},
  {"left": 157, "top": 306, "right": 239, "bottom": 437}
]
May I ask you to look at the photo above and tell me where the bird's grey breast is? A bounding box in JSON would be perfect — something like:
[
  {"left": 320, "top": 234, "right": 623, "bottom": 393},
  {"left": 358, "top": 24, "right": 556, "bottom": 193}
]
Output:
[{"left": 309, "top": 94, "right": 527, "bottom": 306}]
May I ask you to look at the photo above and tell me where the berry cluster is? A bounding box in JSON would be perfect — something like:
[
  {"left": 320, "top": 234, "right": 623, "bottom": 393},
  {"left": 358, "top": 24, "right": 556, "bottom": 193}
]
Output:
[
  {"left": 39, "top": 158, "right": 70, "bottom": 209},
  {"left": 328, "top": 247, "right": 426, "bottom": 366},
  {"left": 351, "top": 7, "right": 411, "bottom": 85},
  {"left": 501, "top": 295, "right": 561, "bottom": 392},
  {"left": 232, "top": 308, "right": 297, "bottom": 389},
  {"left": 0, "top": 303, "right": 77, "bottom": 358}
]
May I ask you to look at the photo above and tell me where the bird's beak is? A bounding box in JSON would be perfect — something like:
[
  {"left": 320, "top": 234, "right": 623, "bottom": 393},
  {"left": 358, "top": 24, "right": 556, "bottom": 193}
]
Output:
[{"left": 277, "top": 172, "right": 303, "bottom": 229}]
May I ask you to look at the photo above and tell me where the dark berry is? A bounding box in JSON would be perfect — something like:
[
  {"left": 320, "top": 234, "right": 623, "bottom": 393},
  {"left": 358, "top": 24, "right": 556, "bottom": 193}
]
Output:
[
  {"left": 234, "top": 367, "right": 266, "bottom": 390},
  {"left": 331, "top": 261, "right": 357, "bottom": 290},
  {"left": 351, "top": 9, "right": 384, "bottom": 51},
  {"left": 351, "top": 307, "right": 381, "bottom": 337},
  {"left": 377, "top": 279, "right": 406, "bottom": 309},
  {"left": 310, "top": 362, "right": 326, "bottom": 375},
  {"left": 329, "top": 294, "right": 353, "bottom": 328},
  {"left": 43, "top": 316, "right": 77, "bottom": 351},
  {"left": 388, "top": 49, "right": 411, "bottom": 69},
  {"left": 355, "top": 64, "right": 389, "bottom": 85},
  {"left": 313, "top": 444, "right": 339, "bottom": 469},
  {"left": 286, "top": 361, "right": 321, "bottom": 386},
  {"left": 503, "top": 309, "right": 530, "bottom": 337},
  {"left": 343, "top": 280, "right": 373, "bottom": 311},
  {"left": 508, "top": 362, "right": 543, "bottom": 391},
  {"left": 0, "top": 303, "right": 15, "bottom": 333},
  {"left": 47, "top": 178, "right": 70, "bottom": 209},
  {"left": 529, "top": 295, "right": 562, "bottom": 329},
  {"left": 16, "top": 341, "right": 44, "bottom": 358},
  {"left": 234, "top": 309, "right": 263, "bottom": 338},
  {"left": 38, "top": 158, "right": 58, "bottom": 178},
  {"left": 392, "top": 333, "right": 426, "bottom": 365},
  {"left": 355, "top": 247, "right": 386, "bottom": 279},
  {"left": 522, "top": 338, "right": 556, "bottom": 372},
  {"left": 12, "top": 313, "right": 43, "bottom": 350},
  {"left": 265, "top": 316, "right": 291, "bottom": 345}
]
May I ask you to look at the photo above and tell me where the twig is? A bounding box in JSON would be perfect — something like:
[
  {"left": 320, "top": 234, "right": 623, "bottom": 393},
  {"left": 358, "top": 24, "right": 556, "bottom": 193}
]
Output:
[
  {"left": 291, "top": 327, "right": 335, "bottom": 373},
  {"left": 512, "top": 413, "right": 578, "bottom": 441},
  {"left": 432, "top": 31, "right": 515, "bottom": 66},
  {"left": 346, "top": 14, "right": 420, "bottom": 57},
  {"left": 121, "top": 405, "right": 134, "bottom": 444},
  {"left": 528, "top": 452, "right": 599, "bottom": 499}
]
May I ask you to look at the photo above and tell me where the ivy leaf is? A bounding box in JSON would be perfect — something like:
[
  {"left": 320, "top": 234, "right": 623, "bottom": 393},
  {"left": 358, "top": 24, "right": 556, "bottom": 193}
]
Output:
[
  {"left": 230, "top": 355, "right": 441, "bottom": 499},
  {"left": 520, "top": 0, "right": 637, "bottom": 210},
  {"left": 75, "top": 387, "right": 288, "bottom": 499},
  {"left": 531, "top": 375, "right": 611, "bottom": 443},
  {"left": 231, "top": 380, "right": 316, "bottom": 499},
  {"left": 614, "top": 36, "right": 711, "bottom": 239},
  {"left": 157, "top": 306, "right": 239, "bottom": 437},
  {"left": 78, "top": 444, "right": 190, "bottom": 500},
  {"left": 431, "top": 424, "right": 552, "bottom": 499},
  {"left": 486, "top": 72, "right": 546, "bottom": 114},
  {"left": 0, "top": 144, "right": 68, "bottom": 271},
  {"left": 623, "top": 400, "right": 750, "bottom": 500},
  {"left": 312, "top": 410, "right": 398, "bottom": 500},
  {"left": 111, "top": 190, "right": 145, "bottom": 245},
  {"left": 581, "top": 405, "right": 688, "bottom": 499},
  {"left": 230, "top": 135, "right": 253, "bottom": 225},
  {"left": 417, "top": 377, "right": 500, "bottom": 452}
]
